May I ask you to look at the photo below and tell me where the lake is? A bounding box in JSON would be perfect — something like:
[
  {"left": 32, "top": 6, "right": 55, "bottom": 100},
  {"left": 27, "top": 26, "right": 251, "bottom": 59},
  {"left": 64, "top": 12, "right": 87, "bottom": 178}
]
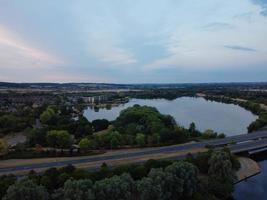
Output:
[{"left": 83, "top": 97, "right": 257, "bottom": 136}]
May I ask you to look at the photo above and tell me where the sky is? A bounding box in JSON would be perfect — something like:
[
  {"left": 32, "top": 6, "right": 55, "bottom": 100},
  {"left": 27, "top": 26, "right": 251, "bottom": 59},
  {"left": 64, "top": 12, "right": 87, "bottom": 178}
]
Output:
[{"left": 0, "top": 0, "right": 267, "bottom": 83}]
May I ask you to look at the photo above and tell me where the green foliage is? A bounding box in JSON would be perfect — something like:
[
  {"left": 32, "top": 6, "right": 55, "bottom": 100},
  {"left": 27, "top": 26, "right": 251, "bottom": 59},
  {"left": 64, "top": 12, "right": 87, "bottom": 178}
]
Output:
[
  {"left": 0, "top": 149, "right": 238, "bottom": 200},
  {"left": 93, "top": 173, "right": 135, "bottom": 200},
  {"left": 0, "top": 175, "right": 16, "bottom": 199},
  {"left": 92, "top": 119, "right": 109, "bottom": 132},
  {"left": 201, "top": 129, "right": 218, "bottom": 139},
  {"left": 92, "top": 130, "right": 123, "bottom": 149},
  {"left": 165, "top": 162, "right": 199, "bottom": 197},
  {"left": 190, "top": 150, "right": 212, "bottom": 174},
  {"left": 61, "top": 179, "right": 94, "bottom": 200},
  {"left": 137, "top": 161, "right": 198, "bottom": 200},
  {"left": 40, "top": 107, "right": 56, "bottom": 124},
  {"left": 0, "top": 114, "right": 29, "bottom": 133},
  {"left": 27, "top": 128, "right": 48, "bottom": 146},
  {"left": 0, "top": 138, "right": 8, "bottom": 155},
  {"left": 206, "top": 177, "right": 234, "bottom": 199},
  {"left": 46, "top": 130, "right": 73, "bottom": 149},
  {"left": 217, "top": 133, "right": 226, "bottom": 138},
  {"left": 248, "top": 112, "right": 267, "bottom": 132},
  {"left": 114, "top": 105, "right": 176, "bottom": 138},
  {"left": 0, "top": 115, "right": 17, "bottom": 130},
  {"left": 208, "top": 150, "right": 235, "bottom": 181},
  {"left": 75, "top": 116, "right": 93, "bottom": 138},
  {"left": 79, "top": 138, "right": 92, "bottom": 151},
  {"left": 206, "top": 150, "right": 235, "bottom": 200},
  {"left": 3, "top": 178, "right": 49, "bottom": 200},
  {"left": 107, "top": 131, "right": 122, "bottom": 148},
  {"left": 135, "top": 133, "right": 145, "bottom": 146},
  {"left": 189, "top": 122, "right": 201, "bottom": 137}
]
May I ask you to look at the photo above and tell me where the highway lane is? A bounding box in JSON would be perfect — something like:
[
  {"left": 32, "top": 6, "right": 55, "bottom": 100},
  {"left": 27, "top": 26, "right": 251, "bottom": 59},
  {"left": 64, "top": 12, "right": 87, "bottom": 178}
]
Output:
[
  {"left": 229, "top": 138, "right": 267, "bottom": 153},
  {"left": 1, "top": 130, "right": 267, "bottom": 174}
]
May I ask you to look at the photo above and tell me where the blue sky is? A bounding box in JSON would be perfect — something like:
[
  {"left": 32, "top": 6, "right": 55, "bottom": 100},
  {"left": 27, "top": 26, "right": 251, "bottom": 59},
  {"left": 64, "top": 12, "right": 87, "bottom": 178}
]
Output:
[{"left": 0, "top": 0, "right": 267, "bottom": 83}]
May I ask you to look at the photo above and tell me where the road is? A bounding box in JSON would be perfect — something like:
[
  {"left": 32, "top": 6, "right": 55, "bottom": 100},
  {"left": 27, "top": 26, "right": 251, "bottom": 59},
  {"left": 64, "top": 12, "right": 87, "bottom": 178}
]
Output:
[{"left": 1, "top": 130, "right": 267, "bottom": 175}]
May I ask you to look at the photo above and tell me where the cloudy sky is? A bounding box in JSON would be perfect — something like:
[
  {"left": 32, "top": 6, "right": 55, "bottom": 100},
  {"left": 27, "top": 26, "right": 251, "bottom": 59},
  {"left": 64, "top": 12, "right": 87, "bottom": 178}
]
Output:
[{"left": 0, "top": 0, "right": 267, "bottom": 83}]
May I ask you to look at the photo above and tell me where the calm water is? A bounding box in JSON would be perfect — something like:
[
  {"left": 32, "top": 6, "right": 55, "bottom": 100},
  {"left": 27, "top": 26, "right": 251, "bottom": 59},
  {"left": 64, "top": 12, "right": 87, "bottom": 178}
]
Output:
[
  {"left": 83, "top": 97, "right": 257, "bottom": 136},
  {"left": 233, "top": 155, "right": 267, "bottom": 200}
]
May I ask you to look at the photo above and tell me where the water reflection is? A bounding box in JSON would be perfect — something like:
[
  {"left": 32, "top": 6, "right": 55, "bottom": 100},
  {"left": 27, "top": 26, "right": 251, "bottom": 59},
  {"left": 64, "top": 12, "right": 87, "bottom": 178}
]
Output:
[
  {"left": 83, "top": 97, "right": 257, "bottom": 136},
  {"left": 233, "top": 153, "right": 267, "bottom": 200}
]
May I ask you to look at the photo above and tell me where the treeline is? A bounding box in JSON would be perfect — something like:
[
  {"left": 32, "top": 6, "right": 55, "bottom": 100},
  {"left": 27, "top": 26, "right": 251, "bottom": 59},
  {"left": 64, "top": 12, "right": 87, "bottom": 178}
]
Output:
[
  {"left": 0, "top": 148, "right": 239, "bottom": 200},
  {"left": 248, "top": 113, "right": 267, "bottom": 133},
  {"left": 124, "top": 89, "right": 196, "bottom": 100},
  {"left": 203, "top": 89, "right": 267, "bottom": 105},
  {"left": 0, "top": 114, "right": 31, "bottom": 134}
]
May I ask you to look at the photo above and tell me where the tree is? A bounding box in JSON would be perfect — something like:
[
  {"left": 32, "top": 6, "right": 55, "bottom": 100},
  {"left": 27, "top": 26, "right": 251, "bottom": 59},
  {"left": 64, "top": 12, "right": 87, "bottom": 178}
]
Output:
[
  {"left": 150, "top": 133, "right": 160, "bottom": 145},
  {"left": 40, "top": 107, "right": 56, "bottom": 124},
  {"left": 137, "top": 161, "right": 199, "bottom": 200},
  {"left": 57, "top": 130, "right": 72, "bottom": 149},
  {"left": 93, "top": 173, "right": 135, "bottom": 200},
  {"left": 0, "top": 115, "right": 16, "bottom": 130},
  {"left": 189, "top": 122, "right": 200, "bottom": 137},
  {"left": 135, "top": 133, "right": 145, "bottom": 146},
  {"left": 165, "top": 161, "right": 199, "bottom": 197},
  {"left": 114, "top": 105, "right": 174, "bottom": 137},
  {"left": 40, "top": 167, "right": 60, "bottom": 191},
  {"left": 46, "top": 130, "right": 73, "bottom": 149},
  {"left": 218, "top": 133, "right": 226, "bottom": 138},
  {"left": 3, "top": 179, "right": 49, "bottom": 200},
  {"left": 0, "top": 114, "right": 27, "bottom": 133},
  {"left": 79, "top": 138, "right": 92, "bottom": 152},
  {"left": 208, "top": 150, "right": 235, "bottom": 181},
  {"left": 92, "top": 119, "right": 109, "bottom": 132},
  {"left": 137, "top": 167, "right": 184, "bottom": 200},
  {"left": 202, "top": 129, "right": 217, "bottom": 139},
  {"left": 27, "top": 128, "right": 47, "bottom": 147},
  {"left": 131, "top": 165, "right": 148, "bottom": 180},
  {"left": 207, "top": 150, "right": 235, "bottom": 199},
  {"left": 46, "top": 131, "right": 58, "bottom": 147},
  {"left": 0, "top": 175, "right": 16, "bottom": 199},
  {"left": 137, "top": 174, "right": 161, "bottom": 200},
  {"left": 75, "top": 116, "right": 93, "bottom": 138},
  {"left": 0, "top": 138, "right": 8, "bottom": 155},
  {"left": 189, "top": 122, "right": 196, "bottom": 133},
  {"left": 61, "top": 179, "right": 94, "bottom": 200},
  {"left": 108, "top": 131, "right": 122, "bottom": 148}
]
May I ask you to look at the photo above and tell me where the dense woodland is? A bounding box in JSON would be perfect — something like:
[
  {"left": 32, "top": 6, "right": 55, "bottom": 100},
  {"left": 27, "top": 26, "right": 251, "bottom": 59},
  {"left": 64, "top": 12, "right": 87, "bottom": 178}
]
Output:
[
  {"left": 0, "top": 148, "right": 240, "bottom": 200},
  {"left": 1, "top": 103, "right": 226, "bottom": 159}
]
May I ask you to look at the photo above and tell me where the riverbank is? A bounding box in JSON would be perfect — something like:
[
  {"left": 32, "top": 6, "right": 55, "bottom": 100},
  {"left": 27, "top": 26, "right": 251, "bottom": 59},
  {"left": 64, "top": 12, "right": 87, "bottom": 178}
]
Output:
[{"left": 235, "top": 157, "right": 261, "bottom": 183}]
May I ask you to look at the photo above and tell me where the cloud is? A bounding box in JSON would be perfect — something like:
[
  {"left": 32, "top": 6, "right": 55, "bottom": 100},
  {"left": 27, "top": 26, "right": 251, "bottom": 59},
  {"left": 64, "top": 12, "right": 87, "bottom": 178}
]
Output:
[
  {"left": 1, "top": 0, "right": 267, "bottom": 82},
  {"left": 224, "top": 45, "right": 257, "bottom": 52},
  {"left": 88, "top": 45, "right": 137, "bottom": 66},
  {"left": 202, "top": 22, "right": 234, "bottom": 31},
  {"left": 40, "top": 73, "right": 113, "bottom": 83},
  {"left": 143, "top": 0, "right": 267, "bottom": 71},
  {"left": 251, "top": 0, "right": 267, "bottom": 15},
  {"left": 0, "top": 26, "right": 65, "bottom": 69}
]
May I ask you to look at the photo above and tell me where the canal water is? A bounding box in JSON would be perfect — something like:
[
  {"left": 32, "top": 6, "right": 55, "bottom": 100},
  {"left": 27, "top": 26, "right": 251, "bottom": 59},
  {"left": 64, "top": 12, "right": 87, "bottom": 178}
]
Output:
[
  {"left": 233, "top": 153, "right": 267, "bottom": 200},
  {"left": 84, "top": 97, "right": 257, "bottom": 136}
]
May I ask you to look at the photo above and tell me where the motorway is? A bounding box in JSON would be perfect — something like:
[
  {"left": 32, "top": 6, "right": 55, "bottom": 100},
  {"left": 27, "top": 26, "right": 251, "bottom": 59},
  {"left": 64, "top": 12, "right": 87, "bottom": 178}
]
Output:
[{"left": 1, "top": 130, "right": 267, "bottom": 175}]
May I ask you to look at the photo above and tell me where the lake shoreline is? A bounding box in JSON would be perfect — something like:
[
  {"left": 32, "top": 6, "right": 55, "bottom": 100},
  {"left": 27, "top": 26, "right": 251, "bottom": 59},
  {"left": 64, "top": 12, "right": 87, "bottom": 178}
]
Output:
[{"left": 84, "top": 97, "right": 257, "bottom": 136}]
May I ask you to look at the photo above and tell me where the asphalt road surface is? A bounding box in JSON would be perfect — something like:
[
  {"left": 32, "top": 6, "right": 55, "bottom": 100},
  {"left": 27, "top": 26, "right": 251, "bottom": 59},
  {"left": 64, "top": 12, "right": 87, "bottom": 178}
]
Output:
[{"left": 1, "top": 130, "right": 267, "bottom": 175}]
